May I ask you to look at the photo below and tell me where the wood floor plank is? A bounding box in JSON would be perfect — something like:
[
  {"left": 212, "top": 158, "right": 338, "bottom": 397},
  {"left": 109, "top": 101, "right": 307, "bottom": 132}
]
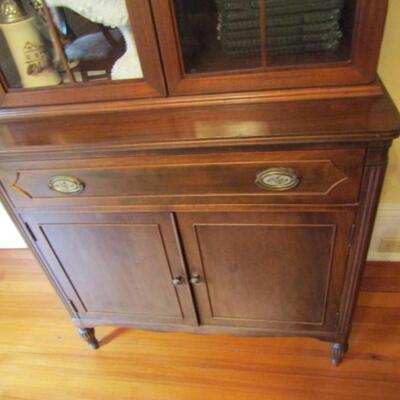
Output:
[
  {"left": 0, "top": 249, "right": 399, "bottom": 400},
  {"left": 361, "top": 262, "right": 400, "bottom": 292}
]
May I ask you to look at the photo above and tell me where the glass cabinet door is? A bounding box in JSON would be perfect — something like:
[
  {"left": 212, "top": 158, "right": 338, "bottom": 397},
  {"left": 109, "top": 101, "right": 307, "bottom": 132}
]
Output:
[
  {"left": 152, "top": 0, "right": 386, "bottom": 95},
  {"left": 0, "top": 0, "right": 165, "bottom": 108}
]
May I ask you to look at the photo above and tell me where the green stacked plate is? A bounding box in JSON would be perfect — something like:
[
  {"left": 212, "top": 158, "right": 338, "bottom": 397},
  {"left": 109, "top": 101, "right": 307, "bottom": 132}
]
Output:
[{"left": 216, "top": 0, "right": 345, "bottom": 56}]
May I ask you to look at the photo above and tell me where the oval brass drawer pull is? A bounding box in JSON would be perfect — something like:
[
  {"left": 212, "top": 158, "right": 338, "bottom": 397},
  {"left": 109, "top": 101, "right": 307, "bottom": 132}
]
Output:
[
  {"left": 255, "top": 168, "right": 300, "bottom": 191},
  {"left": 48, "top": 176, "right": 85, "bottom": 194}
]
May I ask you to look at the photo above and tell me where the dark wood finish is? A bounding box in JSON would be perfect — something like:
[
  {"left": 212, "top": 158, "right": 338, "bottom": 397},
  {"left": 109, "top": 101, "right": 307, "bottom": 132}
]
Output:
[
  {"left": 0, "top": 1, "right": 399, "bottom": 366},
  {"left": 0, "top": 104, "right": 397, "bottom": 366},
  {"left": 0, "top": 91, "right": 398, "bottom": 363},
  {"left": 151, "top": 0, "right": 388, "bottom": 96},
  {"left": 0, "top": 93, "right": 398, "bottom": 151},
  {"left": 21, "top": 211, "right": 197, "bottom": 327},
  {"left": 77, "top": 327, "right": 99, "bottom": 350},
  {"left": 177, "top": 211, "right": 354, "bottom": 332},
  {"left": 360, "top": 261, "right": 400, "bottom": 292},
  {"left": 0, "top": 0, "right": 166, "bottom": 108},
  {"left": 331, "top": 342, "right": 348, "bottom": 367},
  {"left": 0, "top": 149, "right": 364, "bottom": 208},
  {"left": 0, "top": 83, "right": 384, "bottom": 121},
  {"left": 0, "top": 0, "right": 390, "bottom": 115},
  {"left": 337, "top": 145, "right": 390, "bottom": 339}
]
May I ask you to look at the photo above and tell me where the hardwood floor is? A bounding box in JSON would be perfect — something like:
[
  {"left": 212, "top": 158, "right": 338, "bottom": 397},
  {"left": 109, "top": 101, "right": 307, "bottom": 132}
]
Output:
[{"left": 0, "top": 249, "right": 399, "bottom": 400}]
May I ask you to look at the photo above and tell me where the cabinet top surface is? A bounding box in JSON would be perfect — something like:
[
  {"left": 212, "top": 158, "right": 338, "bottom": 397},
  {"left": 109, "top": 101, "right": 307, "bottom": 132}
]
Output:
[{"left": 0, "top": 91, "right": 399, "bottom": 154}]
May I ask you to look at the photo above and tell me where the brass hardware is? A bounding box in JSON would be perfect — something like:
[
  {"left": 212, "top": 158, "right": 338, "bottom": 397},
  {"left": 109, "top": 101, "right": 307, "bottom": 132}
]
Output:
[
  {"left": 255, "top": 167, "right": 300, "bottom": 191},
  {"left": 172, "top": 276, "right": 184, "bottom": 287},
  {"left": 0, "top": 0, "right": 29, "bottom": 24},
  {"left": 190, "top": 274, "right": 202, "bottom": 285},
  {"left": 48, "top": 175, "right": 85, "bottom": 194}
]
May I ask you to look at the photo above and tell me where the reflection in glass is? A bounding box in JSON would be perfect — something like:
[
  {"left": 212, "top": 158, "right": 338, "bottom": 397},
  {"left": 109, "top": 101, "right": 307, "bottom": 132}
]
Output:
[
  {"left": 174, "top": 0, "right": 262, "bottom": 73},
  {"left": 0, "top": 0, "right": 143, "bottom": 90},
  {"left": 174, "top": 0, "right": 351, "bottom": 74}
]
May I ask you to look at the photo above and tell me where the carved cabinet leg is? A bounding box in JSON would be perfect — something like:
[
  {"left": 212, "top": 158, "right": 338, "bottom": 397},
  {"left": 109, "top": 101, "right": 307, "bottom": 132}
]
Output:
[
  {"left": 330, "top": 342, "right": 348, "bottom": 366},
  {"left": 77, "top": 327, "right": 99, "bottom": 350}
]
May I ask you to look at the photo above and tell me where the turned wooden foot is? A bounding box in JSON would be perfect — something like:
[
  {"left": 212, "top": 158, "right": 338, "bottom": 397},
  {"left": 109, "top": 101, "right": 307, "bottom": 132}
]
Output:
[
  {"left": 77, "top": 328, "right": 99, "bottom": 350},
  {"left": 330, "top": 342, "right": 348, "bottom": 366}
]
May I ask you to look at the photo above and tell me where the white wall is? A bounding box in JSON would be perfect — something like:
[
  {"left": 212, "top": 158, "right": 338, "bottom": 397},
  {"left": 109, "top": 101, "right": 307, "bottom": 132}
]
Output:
[{"left": 0, "top": 203, "right": 26, "bottom": 248}]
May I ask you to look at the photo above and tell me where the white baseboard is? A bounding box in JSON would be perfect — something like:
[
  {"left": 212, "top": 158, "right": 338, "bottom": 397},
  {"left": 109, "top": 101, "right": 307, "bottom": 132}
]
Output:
[{"left": 368, "top": 204, "right": 400, "bottom": 262}]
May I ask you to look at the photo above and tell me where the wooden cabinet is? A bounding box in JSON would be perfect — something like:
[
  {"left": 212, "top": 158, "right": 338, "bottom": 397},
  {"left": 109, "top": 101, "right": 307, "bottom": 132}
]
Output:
[
  {"left": 0, "top": 0, "right": 389, "bottom": 111},
  {"left": 0, "top": 148, "right": 364, "bottom": 207},
  {"left": 20, "top": 206, "right": 355, "bottom": 335},
  {"left": 0, "top": 0, "right": 165, "bottom": 108},
  {"left": 0, "top": 0, "right": 399, "bottom": 367},
  {"left": 177, "top": 211, "right": 354, "bottom": 333},
  {"left": 22, "top": 211, "right": 197, "bottom": 327},
  {"left": 0, "top": 106, "right": 398, "bottom": 366},
  {"left": 151, "top": 0, "right": 386, "bottom": 95}
]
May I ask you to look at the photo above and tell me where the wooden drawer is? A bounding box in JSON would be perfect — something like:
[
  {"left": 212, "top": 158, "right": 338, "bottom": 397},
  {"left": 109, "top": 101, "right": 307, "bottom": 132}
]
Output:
[{"left": 0, "top": 149, "right": 364, "bottom": 208}]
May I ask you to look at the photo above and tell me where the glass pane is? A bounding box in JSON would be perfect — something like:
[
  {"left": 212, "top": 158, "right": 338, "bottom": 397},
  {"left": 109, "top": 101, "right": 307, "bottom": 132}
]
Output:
[
  {"left": 0, "top": 0, "right": 143, "bottom": 89},
  {"left": 265, "top": 0, "right": 353, "bottom": 66},
  {"left": 174, "top": 0, "right": 354, "bottom": 75},
  {"left": 173, "top": 0, "right": 262, "bottom": 74}
]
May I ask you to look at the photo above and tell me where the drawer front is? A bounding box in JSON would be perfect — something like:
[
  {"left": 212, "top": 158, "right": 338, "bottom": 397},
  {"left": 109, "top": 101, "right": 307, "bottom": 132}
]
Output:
[{"left": 0, "top": 149, "right": 364, "bottom": 207}]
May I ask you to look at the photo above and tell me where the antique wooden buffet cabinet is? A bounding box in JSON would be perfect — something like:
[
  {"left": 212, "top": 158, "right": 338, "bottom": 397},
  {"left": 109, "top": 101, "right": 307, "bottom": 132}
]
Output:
[{"left": 0, "top": 0, "right": 399, "bottom": 366}]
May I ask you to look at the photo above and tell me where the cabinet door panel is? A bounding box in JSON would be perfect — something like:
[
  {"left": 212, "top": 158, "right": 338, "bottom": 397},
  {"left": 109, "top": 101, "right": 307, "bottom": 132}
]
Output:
[
  {"left": 151, "top": 0, "right": 386, "bottom": 95},
  {"left": 178, "top": 211, "right": 354, "bottom": 332},
  {"left": 23, "top": 212, "right": 196, "bottom": 326}
]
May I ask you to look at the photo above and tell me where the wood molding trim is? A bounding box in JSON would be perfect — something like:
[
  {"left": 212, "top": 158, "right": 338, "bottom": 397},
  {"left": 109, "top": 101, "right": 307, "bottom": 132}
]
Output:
[
  {"left": 338, "top": 147, "right": 389, "bottom": 335},
  {"left": 0, "top": 84, "right": 383, "bottom": 122},
  {"left": 150, "top": 0, "right": 386, "bottom": 96}
]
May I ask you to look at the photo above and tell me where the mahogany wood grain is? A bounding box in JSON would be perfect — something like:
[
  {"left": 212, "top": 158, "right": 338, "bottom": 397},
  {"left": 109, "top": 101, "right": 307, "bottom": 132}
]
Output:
[
  {"left": 361, "top": 262, "right": 400, "bottom": 292},
  {"left": 0, "top": 148, "right": 365, "bottom": 208},
  {"left": 177, "top": 211, "right": 354, "bottom": 332},
  {"left": 0, "top": 95, "right": 397, "bottom": 366},
  {"left": 22, "top": 212, "right": 197, "bottom": 326},
  {"left": 1, "top": 249, "right": 400, "bottom": 400},
  {"left": 338, "top": 146, "right": 390, "bottom": 338},
  {"left": 0, "top": 93, "right": 398, "bottom": 153},
  {"left": 0, "top": 83, "right": 384, "bottom": 121},
  {"left": 0, "top": 0, "right": 398, "bottom": 370}
]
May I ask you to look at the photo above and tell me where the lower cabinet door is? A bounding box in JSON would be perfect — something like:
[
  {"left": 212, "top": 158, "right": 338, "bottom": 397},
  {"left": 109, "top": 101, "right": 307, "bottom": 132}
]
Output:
[
  {"left": 23, "top": 212, "right": 197, "bottom": 326},
  {"left": 177, "top": 211, "right": 355, "bottom": 333}
]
